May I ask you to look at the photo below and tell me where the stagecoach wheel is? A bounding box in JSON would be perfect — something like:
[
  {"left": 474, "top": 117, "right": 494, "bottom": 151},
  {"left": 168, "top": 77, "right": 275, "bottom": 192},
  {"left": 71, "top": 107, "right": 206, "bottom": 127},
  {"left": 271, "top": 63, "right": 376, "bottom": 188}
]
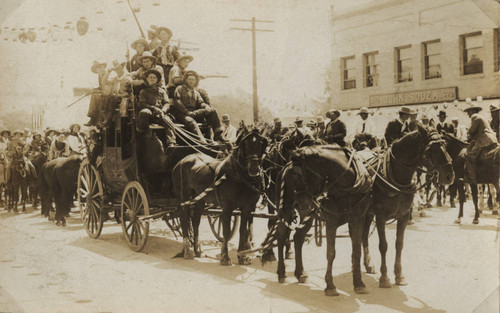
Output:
[
  {"left": 314, "top": 217, "right": 324, "bottom": 247},
  {"left": 207, "top": 214, "right": 240, "bottom": 242},
  {"left": 78, "top": 158, "right": 104, "bottom": 239},
  {"left": 121, "top": 181, "right": 150, "bottom": 252}
]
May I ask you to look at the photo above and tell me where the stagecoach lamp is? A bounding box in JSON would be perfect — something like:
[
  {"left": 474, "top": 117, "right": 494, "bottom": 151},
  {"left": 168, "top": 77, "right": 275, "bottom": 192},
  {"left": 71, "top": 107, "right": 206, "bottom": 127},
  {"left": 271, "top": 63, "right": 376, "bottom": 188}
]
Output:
[
  {"left": 465, "top": 97, "right": 472, "bottom": 104},
  {"left": 453, "top": 100, "right": 459, "bottom": 107},
  {"left": 476, "top": 96, "right": 483, "bottom": 102}
]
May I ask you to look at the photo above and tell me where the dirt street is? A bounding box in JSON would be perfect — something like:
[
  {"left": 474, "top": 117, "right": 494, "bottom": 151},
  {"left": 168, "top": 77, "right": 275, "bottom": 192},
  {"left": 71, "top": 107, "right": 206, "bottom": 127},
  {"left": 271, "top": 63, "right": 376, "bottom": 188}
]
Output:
[{"left": 0, "top": 202, "right": 498, "bottom": 313}]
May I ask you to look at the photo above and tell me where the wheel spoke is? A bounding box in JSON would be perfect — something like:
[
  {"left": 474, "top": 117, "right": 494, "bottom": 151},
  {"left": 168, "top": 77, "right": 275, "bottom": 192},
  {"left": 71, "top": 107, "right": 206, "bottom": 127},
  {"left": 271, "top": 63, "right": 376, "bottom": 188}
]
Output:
[
  {"left": 81, "top": 174, "right": 89, "bottom": 193},
  {"left": 79, "top": 187, "right": 88, "bottom": 198},
  {"left": 217, "top": 218, "right": 222, "bottom": 236},
  {"left": 129, "top": 222, "right": 135, "bottom": 241},
  {"left": 92, "top": 191, "right": 102, "bottom": 199},
  {"left": 126, "top": 220, "right": 133, "bottom": 232}
]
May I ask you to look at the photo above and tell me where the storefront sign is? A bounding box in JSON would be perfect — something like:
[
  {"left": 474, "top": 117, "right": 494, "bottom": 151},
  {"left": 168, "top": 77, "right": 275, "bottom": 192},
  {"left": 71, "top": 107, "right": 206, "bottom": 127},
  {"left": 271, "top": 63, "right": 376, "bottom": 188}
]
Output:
[{"left": 369, "top": 87, "right": 457, "bottom": 107}]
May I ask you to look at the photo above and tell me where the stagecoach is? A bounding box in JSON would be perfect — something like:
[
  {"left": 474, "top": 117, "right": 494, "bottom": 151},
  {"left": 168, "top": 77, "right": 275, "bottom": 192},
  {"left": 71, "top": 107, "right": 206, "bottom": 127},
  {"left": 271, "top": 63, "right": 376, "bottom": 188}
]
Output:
[{"left": 77, "top": 94, "right": 239, "bottom": 251}]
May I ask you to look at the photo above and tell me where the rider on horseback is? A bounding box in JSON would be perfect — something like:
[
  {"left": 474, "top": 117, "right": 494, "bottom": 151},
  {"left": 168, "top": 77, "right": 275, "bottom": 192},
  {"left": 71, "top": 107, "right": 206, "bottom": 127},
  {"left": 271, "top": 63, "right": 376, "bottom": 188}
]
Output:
[{"left": 464, "top": 104, "right": 498, "bottom": 183}]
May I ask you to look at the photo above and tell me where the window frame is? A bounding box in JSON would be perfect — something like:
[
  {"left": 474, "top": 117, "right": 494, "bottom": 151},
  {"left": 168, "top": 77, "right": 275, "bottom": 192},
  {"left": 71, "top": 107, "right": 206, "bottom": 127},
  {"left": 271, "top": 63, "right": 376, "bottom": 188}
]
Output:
[
  {"left": 363, "top": 51, "right": 379, "bottom": 88},
  {"left": 460, "top": 31, "right": 483, "bottom": 75},
  {"left": 341, "top": 55, "right": 356, "bottom": 90},
  {"left": 422, "top": 39, "right": 441, "bottom": 80},
  {"left": 395, "top": 45, "right": 413, "bottom": 83}
]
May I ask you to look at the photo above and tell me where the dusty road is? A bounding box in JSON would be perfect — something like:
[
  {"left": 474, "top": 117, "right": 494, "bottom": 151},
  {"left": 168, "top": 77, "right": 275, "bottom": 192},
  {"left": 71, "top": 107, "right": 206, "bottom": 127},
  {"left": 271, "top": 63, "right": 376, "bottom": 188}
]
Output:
[{"left": 0, "top": 202, "right": 498, "bottom": 313}]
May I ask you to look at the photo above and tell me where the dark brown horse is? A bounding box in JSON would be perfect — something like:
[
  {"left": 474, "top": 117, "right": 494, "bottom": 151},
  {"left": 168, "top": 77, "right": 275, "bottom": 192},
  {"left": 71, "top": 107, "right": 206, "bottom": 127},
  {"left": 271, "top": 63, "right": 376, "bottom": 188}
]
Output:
[
  {"left": 268, "top": 145, "right": 373, "bottom": 295},
  {"left": 8, "top": 151, "right": 34, "bottom": 213},
  {"left": 173, "top": 129, "right": 268, "bottom": 265},
  {"left": 442, "top": 133, "right": 499, "bottom": 223},
  {"left": 363, "top": 123, "right": 454, "bottom": 289}
]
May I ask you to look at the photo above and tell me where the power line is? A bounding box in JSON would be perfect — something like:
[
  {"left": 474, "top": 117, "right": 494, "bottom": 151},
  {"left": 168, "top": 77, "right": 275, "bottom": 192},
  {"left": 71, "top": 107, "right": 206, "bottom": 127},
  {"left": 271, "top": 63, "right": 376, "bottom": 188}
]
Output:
[{"left": 230, "top": 17, "right": 274, "bottom": 123}]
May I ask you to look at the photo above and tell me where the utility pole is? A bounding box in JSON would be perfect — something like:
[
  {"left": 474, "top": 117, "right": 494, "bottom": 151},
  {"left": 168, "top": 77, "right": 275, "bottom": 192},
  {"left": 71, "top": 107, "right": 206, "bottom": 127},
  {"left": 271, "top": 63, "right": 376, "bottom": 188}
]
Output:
[{"left": 230, "top": 18, "right": 274, "bottom": 123}]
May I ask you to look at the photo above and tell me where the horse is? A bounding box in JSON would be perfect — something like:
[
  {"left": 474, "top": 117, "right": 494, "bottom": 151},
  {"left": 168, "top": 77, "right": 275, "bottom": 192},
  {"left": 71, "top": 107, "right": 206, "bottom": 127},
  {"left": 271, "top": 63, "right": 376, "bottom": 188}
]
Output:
[
  {"left": 27, "top": 151, "right": 47, "bottom": 209},
  {"left": 39, "top": 156, "right": 83, "bottom": 226},
  {"left": 442, "top": 133, "right": 499, "bottom": 223},
  {"left": 173, "top": 129, "right": 268, "bottom": 265},
  {"left": 0, "top": 153, "right": 7, "bottom": 207},
  {"left": 363, "top": 123, "right": 454, "bottom": 288},
  {"left": 264, "top": 145, "right": 373, "bottom": 295},
  {"left": 8, "top": 151, "right": 35, "bottom": 213}
]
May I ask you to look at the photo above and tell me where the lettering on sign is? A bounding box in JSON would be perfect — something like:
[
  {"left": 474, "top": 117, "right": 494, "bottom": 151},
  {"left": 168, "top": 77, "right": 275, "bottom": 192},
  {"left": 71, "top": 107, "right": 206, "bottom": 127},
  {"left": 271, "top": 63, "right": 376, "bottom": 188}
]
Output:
[{"left": 369, "top": 87, "right": 457, "bottom": 107}]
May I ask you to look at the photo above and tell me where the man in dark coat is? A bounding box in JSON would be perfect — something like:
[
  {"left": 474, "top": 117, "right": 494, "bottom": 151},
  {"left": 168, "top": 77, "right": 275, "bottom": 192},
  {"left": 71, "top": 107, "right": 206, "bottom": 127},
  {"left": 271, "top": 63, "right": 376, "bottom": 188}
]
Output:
[
  {"left": 436, "top": 110, "right": 455, "bottom": 135},
  {"left": 171, "top": 71, "right": 223, "bottom": 143},
  {"left": 384, "top": 106, "right": 412, "bottom": 146},
  {"left": 324, "top": 109, "right": 346, "bottom": 147}
]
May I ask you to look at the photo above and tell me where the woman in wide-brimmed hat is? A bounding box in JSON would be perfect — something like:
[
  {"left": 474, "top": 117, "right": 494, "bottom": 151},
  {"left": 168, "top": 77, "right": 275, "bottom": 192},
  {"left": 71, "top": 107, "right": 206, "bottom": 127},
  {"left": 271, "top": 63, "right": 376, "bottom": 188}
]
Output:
[
  {"left": 128, "top": 38, "right": 150, "bottom": 72},
  {"left": 0, "top": 130, "right": 11, "bottom": 138},
  {"left": 67, "top": 123, "right": 85, "bottom": 156}
]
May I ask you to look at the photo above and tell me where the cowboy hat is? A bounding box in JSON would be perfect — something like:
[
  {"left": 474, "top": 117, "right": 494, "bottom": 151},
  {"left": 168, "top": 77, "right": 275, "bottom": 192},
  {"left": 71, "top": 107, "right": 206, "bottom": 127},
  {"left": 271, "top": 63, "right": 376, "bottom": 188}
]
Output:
[
  {"left": 155, "top": 27, "right": 172, "bottom": 39},
  {"left": 410, "top": 108, "right": 418, "bottom": 115},
  {"left": 463, "top": 103, "right": 483, "bottom": 113},
  {"left": 44, "top": 128, "right": 56, "bottom": 136},
  {"left": 60, "top": 128, "right": 69, "bottom": 135},
  {"left": 326, "top": 109, "right": 340, "bottom": 118},
  {"left": 144, "top": 68, "right": 163, "bottom": 82},
  {"left": 69, "top": 123, "right": 81, "bottom": 132},
  {"left": 137, "top": 51, "right": 157, "bottom": 65},
  {"left": 176, "top": 55, "right": 194, "bottom": 64},
  {"left": 316, "top": 116, "right": 323, "bottom": 123},
  {"left": 1, "top": 129, "right": 11, "bottom": 136},
  {"left": 307, "top": 119, "right": 316, "bottom": 127},
  {"left": 91, "top": 60, "right": 107, "bottom": 73},
  {"left": 357, "top": 107, "right": 370, "bottom": 115},
  {"left": 437, "top": 110, "right": 447, "bottom": 118},
  {"left": 32, "top": 131, "right": 43, "bottom": 138},
  {"left": 13, "top": 129, "right": 23, "bottom": 136},
  {"left": 294, "top": 117, "right": 303, "bottom": 123},
  {"left": 489, "top": 104, "right": 500, "bottom": 112},
  {"left": 112, "top": 59, "right": 127, "bottom": 70},
  {"left": 420, "top": 113, "right": 430, "bottom": 120},
  {"left": 56, "top": 134, "right": 66, "bottom": 142},
  {"left": 131, "top": 38, "right": 149, "bottom": 51},
  {"left": 398, "top": 106, "right": 412, "bottom": 115},
  {"left": 182, "top": 70, "right": 200, "bottom": 83},
  {"left": 222, "top": 114, "right": 230, "bottom": 122}
]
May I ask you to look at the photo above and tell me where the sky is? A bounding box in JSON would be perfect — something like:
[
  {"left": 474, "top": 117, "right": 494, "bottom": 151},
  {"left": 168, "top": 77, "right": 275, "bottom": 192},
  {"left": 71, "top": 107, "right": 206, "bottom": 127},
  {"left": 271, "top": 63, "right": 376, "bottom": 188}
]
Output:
[{"left": 0, "top": 0, "right": 371, "bottom": 127}]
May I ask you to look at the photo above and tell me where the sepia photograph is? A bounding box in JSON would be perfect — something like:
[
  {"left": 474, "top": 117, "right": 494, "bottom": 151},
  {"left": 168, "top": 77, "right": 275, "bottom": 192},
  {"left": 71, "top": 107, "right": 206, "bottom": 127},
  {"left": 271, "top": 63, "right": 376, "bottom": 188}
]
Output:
[{"left": 0, "top": 0, "right": 498, "bottom": 312}]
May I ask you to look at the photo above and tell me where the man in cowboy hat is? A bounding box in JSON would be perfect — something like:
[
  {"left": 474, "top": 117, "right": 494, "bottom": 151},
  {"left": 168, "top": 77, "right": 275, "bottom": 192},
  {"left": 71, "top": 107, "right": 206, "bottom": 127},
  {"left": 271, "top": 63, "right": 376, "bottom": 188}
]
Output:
[
  {"left": 316, "top": 116, "right": 325, "bottom": 140},
  {"left": 354, "top": 107, "right": 376, "bottom": 136},
  {"left": 44, "top": 128, "right": 57, "bottom": 147},
  {"left": 172, "top": 70, "right": 223, "bottom": 143},
  {"left": 137, "top": 68, "right": 176, "bottom": 149},
  {"left": 128, "top": 38, "right": 149, "bottom": 72},
  {"left": 463, "top": 103, "right": 498, "bottom": 183},
  {"left": 489, "top": 104, "right": 499, "bottom": 142},
  {"left": 294, "top": 117, "right": 314, "bottom": 138},
  {"left": 436, "top": 110, "right": 454, "bottom": 135},
  {"left": 221, "top": 114, "right": 237, "bottom": 144},
  {"left": 85, "top": 60, "right": 114, "bottom": 127},
  {"left": 48, "top": 133, "right": 70, "bottom": 161},
  {"left": 420, "top": 113, "right": 430, "bottom": 126},
  {"left": 384, "top": 106, "right": 412, "bottom": 146},
  {"left": 67, "top": 124, "right": 86, "bottom": 156},
  {"left": 325, "top": 109, "right": 346, "bottom": 146},
  {"left": 167, "top": 55, "right": 193, "bottom": 99},
  {"left": 152, "top": 27, "right": 180, "bottom": 85},
  {"left": 269, "top": 117, "right": 284, "bottom": 142},
  {"left": 132, "top": 51, "right": 166, "bottom": 91}
]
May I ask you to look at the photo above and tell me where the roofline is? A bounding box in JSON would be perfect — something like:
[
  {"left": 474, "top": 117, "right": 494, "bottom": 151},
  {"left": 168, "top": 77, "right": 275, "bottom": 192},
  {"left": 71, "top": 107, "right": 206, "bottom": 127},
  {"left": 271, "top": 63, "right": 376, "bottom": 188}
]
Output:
[{"left": 333, "top": 0, "right": 420, "bottom": 22}]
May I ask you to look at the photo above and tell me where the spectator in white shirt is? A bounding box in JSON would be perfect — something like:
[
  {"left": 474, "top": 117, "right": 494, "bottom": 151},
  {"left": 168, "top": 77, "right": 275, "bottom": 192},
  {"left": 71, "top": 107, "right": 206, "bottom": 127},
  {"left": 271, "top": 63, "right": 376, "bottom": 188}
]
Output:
[
  {"left": 451, "top": 117, "right": 468, "bottom": 141},
  {"left": 354, "top": 107, "right": 376, "bottom": 136},
  {"left": 221, "top": 114, "right": 237, "bottom": 144},
  {"left": 67, "top": 124, "right": 86, "bottom": 156}
]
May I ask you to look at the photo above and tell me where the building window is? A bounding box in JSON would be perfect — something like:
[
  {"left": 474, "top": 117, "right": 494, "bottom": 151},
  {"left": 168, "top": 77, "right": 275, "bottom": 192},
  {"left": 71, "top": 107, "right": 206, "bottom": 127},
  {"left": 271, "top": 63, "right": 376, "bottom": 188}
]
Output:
[
  {"left": 341, "top": 56, "right": 356, "bottom": 90},
  {"left": 494, "top": 28, "right": 500, "bottom": 72},
  {"left": 364, "top": 52, "right": 378, "bottom": 87},
  {"left": 396, "top": 45, "right": 412, "bottom": 83},
  {"left": 461, "top": 32, "right": 483, "bottom": 75},
  {"left": 423, "top": 40, "right": 441, "bottom": 79}
]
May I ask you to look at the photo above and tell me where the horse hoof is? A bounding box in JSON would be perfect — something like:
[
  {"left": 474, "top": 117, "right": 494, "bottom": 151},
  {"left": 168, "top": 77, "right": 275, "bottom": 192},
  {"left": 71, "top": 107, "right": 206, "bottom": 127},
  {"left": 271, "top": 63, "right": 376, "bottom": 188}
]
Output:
[
  {"left": 324, "top": 288, "right": 339, "bottom": 296},
  {"left": 278, "top": 277, "right": 286, "bottom": 284},
  {"left": 354, "top": 286, "right": 369, "bottom": 294},
  {"left": 472, "top": 219, "right": 479, "bottom": 224},
  {"left": 62, "top": 221, "right": 66, "bottom": 226},
  {"left": 238, "top": 256, "right": 252, "bottom": 265},
  {"left": 56, "top": 221, "right": 61, "bottom": 226},
  {"left": 379, "top": 277, "right": 392, "bottom": 288},
  {"left": 454, "top": 218, "right": 461, "bottom": 224},
  {"left": 184, "top": 249, "right": 195, "bottom": 260},
  {"left": 296, "top": 275, "right": 308, "bottom": 284},
  {"left": 450, "top": 202, "right": 456, "bottom": 208},
  {"left": 220, "top": 258, "right": 232, "bottom": 266},
  {"left": 366, "top": 266, "right": 376, "bottom": 274},
  {"left": 395, "top": 276, "right": 408, "bottom": 286}
]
